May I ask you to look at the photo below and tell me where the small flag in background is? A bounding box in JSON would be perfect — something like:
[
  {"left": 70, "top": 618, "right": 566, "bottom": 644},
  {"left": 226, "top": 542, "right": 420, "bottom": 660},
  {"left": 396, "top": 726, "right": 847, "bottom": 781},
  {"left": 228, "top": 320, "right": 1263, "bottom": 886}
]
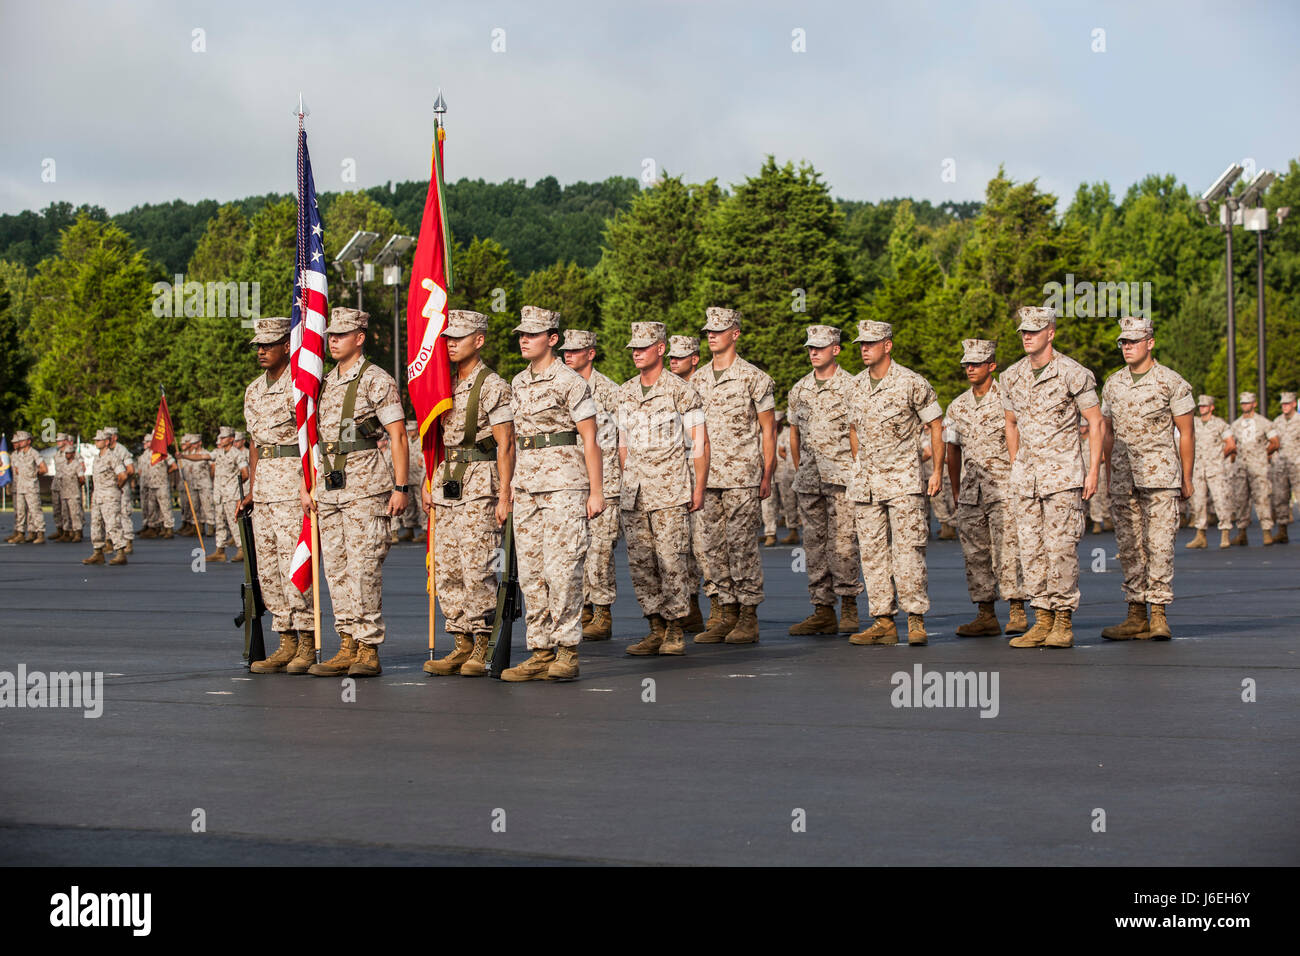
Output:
[
  {"left": 0, "top": 436, "right": 10, "bottom": 490},
  {"left": 150, "top": 391, "right": 176, "bottom": 465}
]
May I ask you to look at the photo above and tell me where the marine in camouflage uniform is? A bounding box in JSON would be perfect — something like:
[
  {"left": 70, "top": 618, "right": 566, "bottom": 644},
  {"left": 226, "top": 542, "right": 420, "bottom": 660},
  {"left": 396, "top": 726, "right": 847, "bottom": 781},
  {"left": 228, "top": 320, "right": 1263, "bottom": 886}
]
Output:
[
  {"left": 243, "top": 319, "right": 319, "bottom": 674},
  {"left": 1080, "top": 424, "right": 1112, "bottom": 533},
  {"left": 1228, "top": 392, "right": 1279, "bottom": 544},
  {"left": 559, "top": 328, "right": 622, "bottom": 641},
  {"left": 423, "top": 311, "right": 515, "bottom": 678},
  {"left": 308, "top": 307, "right": 410, "bottom": 679},
  {"left": 668, "top": 335, "right": 706, "bottom": 631},
  {"left": 209, "top": 427, "right": 248, "bottom": 561},
  {"left": 82, "top": 429, "right": 128, "bottom": 565},
  {"left": 1186, "top": 396, "right": 1236, "bottom": 549},
  {"left": 1270, "top": 392, "right": 1299, "bottom": 542},
  {"left": 690, "top": 307, "right": 776, "bottom": 645},
  {"left": 52, "top": 435, "right": 85, "bottom": 542},
  {"left": 136, "top": 432, "right": 176, "bottom": 538},
  {"left": 1001, "top": 306, "right": 1103, "bottom": 649},
  {"left": 397, "top": 419, "right": 427, "bottom": 541},
  {"left": 762, "top": 417, "right": 800, "bottom": 544},
  {"left": 617, "top": 321, "right": 708, "bottom": 657},
  {"left": 846, "top": 320, "right": 945, "bottom": 646},
  {"left": 786, "top": 324, "right": 863, "bottom": 636},
  {"left": 943, "top": 339, "right": 1028, "bottom": 638},
  {"left": 107, "top": 429, "right": 135, "bottom": 549},
  {"left": 1100, "top": 317, "right": 1196, "bottom": 641},
  {"left": 5, "top": 431, "right": 47, "bottom": 543},
  {"left": 920, "top": 432, "right": 957, "bottom": 539},
  {"left": 179, "top": 436, "right": 214, "bottom": 535},
  {"left": 501, "top": 306, "right": 604, "bottom": 682}
]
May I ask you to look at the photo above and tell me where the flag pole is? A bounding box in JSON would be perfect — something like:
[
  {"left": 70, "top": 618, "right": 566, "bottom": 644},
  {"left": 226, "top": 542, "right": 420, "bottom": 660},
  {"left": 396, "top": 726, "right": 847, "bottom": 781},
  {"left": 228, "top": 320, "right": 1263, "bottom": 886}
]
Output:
[{"left": 426, "top": 98, "right": 448, "bottom": 663}]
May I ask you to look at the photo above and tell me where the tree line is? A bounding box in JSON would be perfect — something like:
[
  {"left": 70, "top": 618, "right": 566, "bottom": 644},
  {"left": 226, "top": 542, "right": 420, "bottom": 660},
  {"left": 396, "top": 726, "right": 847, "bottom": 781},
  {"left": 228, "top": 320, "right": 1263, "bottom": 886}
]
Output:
[{"left": 1, "top": 156, "right": 1297, "bottom": 444}]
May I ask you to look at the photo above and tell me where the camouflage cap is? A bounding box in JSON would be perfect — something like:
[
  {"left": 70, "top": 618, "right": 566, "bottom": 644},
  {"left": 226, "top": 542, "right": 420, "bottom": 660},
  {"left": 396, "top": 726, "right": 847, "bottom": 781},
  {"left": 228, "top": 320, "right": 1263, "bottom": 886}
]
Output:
[
  {"left": 181, "top": 433, "right": 200, "bottom": 445},
  {"left": 248, "top": 316, "right": 291, "bottom": 345},
  {"left": 852, "top": 320, "right": 893, "bottom": 344},
  {"left": 961, "top": 338, "right": 997, "bottom": 364},
  {"left": 446, "top": 310, "right": 488, "bottom": 338},
  {"left": 57, "top": 432, "right": 72, "bottom": 443},
  {"left": 405, "top": 418, "right": 419, "bottom": 431},
  {"left": 559, "top": 329, "right": 598, "bottom": 351},
  {"left": 141, "top": 432, "right": 153, "bottom": 443},
  {"left": 702, "top": 306, "right": 742, "bottom": 332},
  {"left": 1116, "top": 315, "right": 1153, "bottom": 342},
  {"left": 1239, "top": 392, "right": 1257, "bottom": 405},
  {"left": 93, "top": 429, "right": 108, "bottom": 441},
  {"left": 12, "top": 430, "right": 31, "bottom": 442},
  {"left": 325, "top": 307, "right": 369, "bottom": 333},
  {"left": 627, "top": 321, "right": 667, "bottom": 349},
  {"left": 1281, "top": 392, "right": 1297, "bottom": 405},
  {"left": 218, "top": 426, "right": 234, "bottom": 439},
  {"left": 234, "top": 431, "right": 244, "bottom": 441},
  {"left": 1197, "top": 394, "right": 1215, "bottom": 407},
  {"left": 514, "top": 305, "right": 560, "bottom": 334},
  {"left": 668, "top": 335, "right": 700, "bottom": 358},
  {"left": 1016, "top": 306, "right": 1058, "bottom": 332},
  {"left": 804, "top": 325, "right": 842, "bottom": 348},
  {"left": 105, "top": 427, "right": 118, "bottom": 436}
]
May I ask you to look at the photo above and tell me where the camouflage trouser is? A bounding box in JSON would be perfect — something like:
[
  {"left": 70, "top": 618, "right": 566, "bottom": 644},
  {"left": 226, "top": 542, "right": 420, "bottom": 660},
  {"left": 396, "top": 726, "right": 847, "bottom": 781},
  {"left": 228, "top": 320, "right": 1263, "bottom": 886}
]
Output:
[
  {"left": 90, "top": 489, "right": 126, "bottom": 551},
  {"left": 398, "top": 489, "right": 423, "bottom": 530},
  {"left": 854, "top": 494, "right": 929, "bottom": 617},
  {"left": 930, "top": 471, "right": 956, "bottom": 527},
  {"left": 1110, "top": 487, "right": 1180, "bottom": 606},
  {"left": 57, "top": 484, "right": 83, "bottom": 531},
  {"left": 623, "top": 503, "right": 691, "bottom": 621},
  {"left": 694, "top": 487, "right": 764, "bottom": 607},
  {"left": 1231, "top": 458, "right": 1273, "bottom": 530},
  {"left": 120, "top": 484, "right": 135, "bottom": 540},
  {"left": 141, "top": 483, "right": 172, "bottom": 530},
  {"left": 214, "top": 498, "right": 240, "bottom": 549},
  {"left": 1190, "top": 466, "right": 1233, "bottom": 531},
  {"left": 1270, "top": 456, "right": 1298, "bottom": 526},
  {"left": 796, "top": 486, "right": 862, "bottom": 605},
  {"left": 1015, "top": 490, "right": 1084, "bottom": 612},
  {"left": 318, "top": 492, "right": 393, "bottom": 645},
  {"left": 687, "top": 509, "right": 701, "bottom": 583},
  {"left": 14, "top": 489, "right": 44, "bottom": 534},
  {"left": 956, "top": 497, "right": 1025, "bottom": 604},
  {"left": 515, "top": 488, "right": 589, "bottom": 650},
  {"left": 1089, "top": 466, "right": 1111, "bottom": 524},
  {"left": 433, "top": 498, "right": 499, "bottom": 636},
  {"left": 182, "top": 482, "right": 211, "bottom": 526},
  {"left": 252, "top": 499, "right": 314, "bottom": 634},
  {"left": 584, "top": 498, "right": 619, "bottom": 607}
]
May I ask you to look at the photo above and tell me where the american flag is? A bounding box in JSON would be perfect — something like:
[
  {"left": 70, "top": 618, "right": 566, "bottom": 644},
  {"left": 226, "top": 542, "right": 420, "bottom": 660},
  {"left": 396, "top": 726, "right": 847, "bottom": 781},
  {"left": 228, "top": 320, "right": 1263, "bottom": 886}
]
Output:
[{"left": 289, "top": 123, "right": 327, "bottom": 592}]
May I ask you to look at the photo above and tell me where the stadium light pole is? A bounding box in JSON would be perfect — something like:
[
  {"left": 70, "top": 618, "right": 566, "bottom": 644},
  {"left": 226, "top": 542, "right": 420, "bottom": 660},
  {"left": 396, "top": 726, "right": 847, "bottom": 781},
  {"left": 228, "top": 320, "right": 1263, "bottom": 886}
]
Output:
[
  {"left": 1197, "top": 164, "right": 1244, "bottom": 415},
  {"left": 372, "top": 234, "right": 417, "bottom": 390},
  {"left": 1239, "top": 170, "right": 1276, "bottom": 410},
  {"left": 334, "top": 230, "right": 380, "bottom": 313}
]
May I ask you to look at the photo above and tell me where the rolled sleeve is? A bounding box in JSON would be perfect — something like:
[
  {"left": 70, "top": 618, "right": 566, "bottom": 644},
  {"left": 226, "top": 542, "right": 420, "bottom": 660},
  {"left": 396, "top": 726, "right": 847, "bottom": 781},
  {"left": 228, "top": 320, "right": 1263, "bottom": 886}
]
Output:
[
  {"left": 571, "top": 396, "right": 598, "bottom": 423},
  {"left": 376, "top": 402, "right": 405, "bottom": 426},
  {"left": 682, "top": 408, "right": 706, "bottom": 430},
  {"left": 1076, "top": 388, "right": 1100, "bottom": 412},
  {"left": 919, "top": 400, "right": 943, "bottom": 424},
  {"left": 1170, "top": 391, "right": 1196, "bottom": 418},
  {"left": 487, "top": 406, "right": 514, "bottom": 426}
]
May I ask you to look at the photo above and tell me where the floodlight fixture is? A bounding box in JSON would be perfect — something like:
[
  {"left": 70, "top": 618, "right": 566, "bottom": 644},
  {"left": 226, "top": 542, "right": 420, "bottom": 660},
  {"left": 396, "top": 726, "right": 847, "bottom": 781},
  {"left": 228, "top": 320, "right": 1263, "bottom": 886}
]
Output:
[
  {"left": 1239, "top": 169, "right": 1276, "bottom": 207},
  {"left": 335, "top": 230, "right": 380, "bottom": 263},
  {"left": 1201, "top": 163, "right": 1243, "bottom": 203}
]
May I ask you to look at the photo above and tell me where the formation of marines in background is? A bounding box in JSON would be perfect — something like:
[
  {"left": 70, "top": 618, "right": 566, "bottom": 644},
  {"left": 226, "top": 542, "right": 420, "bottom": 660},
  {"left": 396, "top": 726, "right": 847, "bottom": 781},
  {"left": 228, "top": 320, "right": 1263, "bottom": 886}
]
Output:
[{"left": 5, "top": 303, "right": 1298, "bottom": 680}]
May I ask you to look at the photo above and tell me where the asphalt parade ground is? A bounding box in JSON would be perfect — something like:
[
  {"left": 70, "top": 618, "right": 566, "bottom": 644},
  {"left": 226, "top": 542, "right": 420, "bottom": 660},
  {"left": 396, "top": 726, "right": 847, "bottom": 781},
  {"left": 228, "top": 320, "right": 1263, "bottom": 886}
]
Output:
[{"left": 1, "top": 511, "right": 1296, "bottom": 867}]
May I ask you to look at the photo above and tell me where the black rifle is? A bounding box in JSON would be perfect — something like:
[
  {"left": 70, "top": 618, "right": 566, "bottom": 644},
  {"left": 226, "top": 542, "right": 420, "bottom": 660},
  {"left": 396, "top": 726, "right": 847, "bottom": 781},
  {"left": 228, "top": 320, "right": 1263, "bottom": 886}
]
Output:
[
  {"left": 233, "top": 496, "right": 267, "bottom": 665},
  {"left": 487, "top": 514, "right": 522, "bottom": 678}
]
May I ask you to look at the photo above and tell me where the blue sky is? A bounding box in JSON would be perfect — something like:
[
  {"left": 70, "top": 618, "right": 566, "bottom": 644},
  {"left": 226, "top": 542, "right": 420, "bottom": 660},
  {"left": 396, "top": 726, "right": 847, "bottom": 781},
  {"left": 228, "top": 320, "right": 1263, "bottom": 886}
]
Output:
[{"left": 1, "top": 0, "right": 1297, "bottom": 215}]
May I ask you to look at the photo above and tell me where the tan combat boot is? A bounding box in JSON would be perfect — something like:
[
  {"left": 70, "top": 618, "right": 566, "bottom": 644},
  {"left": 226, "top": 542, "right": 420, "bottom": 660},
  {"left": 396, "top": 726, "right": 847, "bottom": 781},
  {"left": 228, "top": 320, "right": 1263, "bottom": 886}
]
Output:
[
  {"left": 659, "top": 619, "right": 686, "bottom": 656},
  {"left": 178, "top": 522, "right": 194, "bottom": 536},
  {"left": 51, "top": 529, "right": 66, "bottom": 542},
  {"left": 459, "top": 635, "right": 491, "bottom": 677},
  {"left": 907, "top": 614, "right": 928, "bottom": 645},
  {"left": 22, "top": 532, "right": 35, "bottom": 542},
  {"left": 71, "top": 529, "right": 83, "bottom": 542},
  {"left": 1009, "top": 608, "right": 1054, "bottom": 647},
  {"left": 789, "top": 604, "right": 838, "bottom": 636},
  {"left": 397, "top": 527, "right": 414, "bottom": 542},
  {"left": 725, "top": 604, "right": 760, "bottom": 644},
  {"left": 581, "top": 604, "right": 593, "bottom": 627},
  {"left": 1231, "top": 528, "right": 1248, "bottom": 546},
  {"left": 1090, "top": 520, "right": 1103, "bottom": 535},
  {"left": 413, "top": 530, "right": 427, "bottom": 544},
  {"left": 501, "top": 648, "right": 556, "bottom": 682},
  {"left": 849, "top": 616, "right": 898, "bottom": 645},
  {"left": 250, "top": 632, "right": 299, "bottom": 674},
  {"left": 138, "top": 527, "right": 156, "bottom": 539},
  {"left": 547, "top": 645, "right": 579, "bottom": 680},
  {"left": 583, "top": 605, "right": 612, "bottom": 641},
  {"left": 1043, "top": 609, "right": 1074, "bottom": 648},
  {"left": 955, "top": 602, "right": 1002, "bottom": 637},
  {"left": 938, "top": 523, "right": 956, "bottom": 540},
  {"left": 779, "top": 529, "right": 800, "bottom": 545},
  {"left": 348, "top": 642, "right": 382, "bottom": 677},
  {"left": 425, "top": 633, "right": 473, "bottom": 675},
  {"left": 108, "top": 549, "right": 128, "bottom": 565},
  {"left": 1218, "top": 529, "right": 1231, "bottom": 549},
  {"left": 1146, "top": 605, "right": 1172, "bottom": 640},
  {"left": 308, "top": 635, "right": 358, "bottom": 677},
  {"left": 230, "top": 548, "right": 244, "bottom": 563},
  {"left": 5, "top": 531, "right": 23, "bottom": 543},
  {"left": 206, "top": 546, "right": 226, "bottom": 562},
  {"left": 694, "top": 602, "right": 738, "bottom": 644},
  {"left": 1005, "top": 599, "right": 1029, "bottom": 635},
  {"left": 82, "top": 547, "right": 105, "bottom": 565},
  {"left": 285, "top": 632, "right": 317, "bottom": 674},
  {"left": 32, "top": 531, "right": 46, "bottom": 544},
  {"left": 682, "top": 594, "right": 705, "bottom": 633},
  {"left": 763, "top": 533, "right": 777, "bottom": 547},
  {"left": 1262, "top": 528, "right": 1275, "bottom": 545},
  {"left": 1276, "top": 524, "right": 1290, "bottom": 543},
  {"left": 1185, "top": 529, "right": 1207, "bottom": 549},
  {"left": 626, "top": 615, "right": 667, "bottom": 656},
  {"left": 1101, "top": 602, "right": 1149, "bottom": 641},
  {"left": 839, "top": 595, "right": 859, "bottom": 633}
]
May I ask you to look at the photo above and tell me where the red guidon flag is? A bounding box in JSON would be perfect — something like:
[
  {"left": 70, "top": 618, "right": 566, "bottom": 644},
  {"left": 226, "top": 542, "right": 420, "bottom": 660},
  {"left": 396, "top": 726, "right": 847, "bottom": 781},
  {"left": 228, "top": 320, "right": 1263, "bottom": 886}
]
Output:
[
  {"left": 406, "top": 117, "right": 456, "bottom": 479},
  {"left": 150, "top": 390, "right": 176, "bottom": 465}
]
